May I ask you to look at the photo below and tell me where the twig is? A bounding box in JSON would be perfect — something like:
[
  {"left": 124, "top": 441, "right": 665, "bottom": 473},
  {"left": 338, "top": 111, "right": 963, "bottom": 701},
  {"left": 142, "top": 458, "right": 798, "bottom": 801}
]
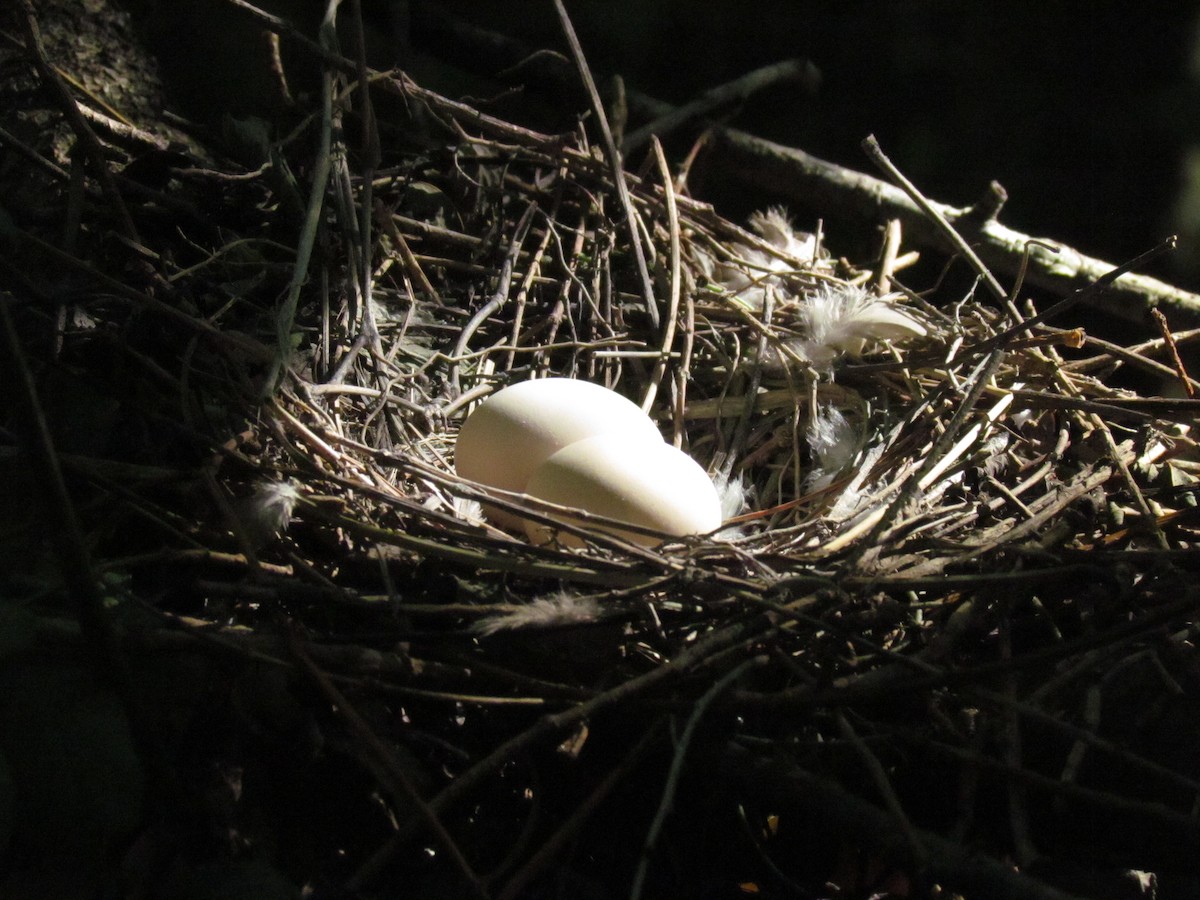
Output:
[
  {"left": 1152, "top": 308, "right": 1196, "bottom": 398},
  {"left": 621, "top": 58, "right": 820, "bottom": 155},
  {"left": 288, "top": 628, "right": 488, "bottom": 898},
  {"left": 552, "top": 0, "right": 660, "bottom": 330},
  {"left": 837, "top": 711, "right": 928, "bottom": 884},
  {"left": 266, "top": 0, "right": 337, "bottom": 395},
  {"left": 641, "top": 137, "right": 681, "bottom": 413},
  {"left": 834, "top": 351, "right": 1008, "bottom": 561},
  {"left": 449, "top": 203, "right": 538, "bottom": 395},
  {"left": 309, "top": 0, "right": 1200, "bottom": 325},
  {"left": 630, "top": 656, "right": 764, "bottom": 900},
  {"left": 495, "top": 721, "right": 665, "bottom": 900},
  {"left": 348, "top": 612, "right": 775, "bottom": 889},
  {"left": 720, "top": 742, "right": 1086, "bottom": 900},
  {"left": 863, "top": 134, "right": 1012, "bottom": 313}
]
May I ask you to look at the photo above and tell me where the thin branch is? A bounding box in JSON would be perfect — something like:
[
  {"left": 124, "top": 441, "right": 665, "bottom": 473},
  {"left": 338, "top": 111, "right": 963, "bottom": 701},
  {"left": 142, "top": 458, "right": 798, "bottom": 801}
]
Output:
[
  {"left": 863, "top": 134, "right": 1013, "bottom": 314},
  {"left": 621, "top": 58, "right": 820, "bottom": 155},
  {"left": 552, "top": 0, "right": 660, "bottom": 330}
]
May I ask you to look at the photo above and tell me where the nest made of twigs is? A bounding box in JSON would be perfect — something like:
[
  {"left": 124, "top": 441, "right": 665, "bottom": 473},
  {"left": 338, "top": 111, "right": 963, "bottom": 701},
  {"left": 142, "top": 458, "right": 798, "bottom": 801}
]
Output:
[{"left": 4, "top": 4, "right": 1200, "bottom": 897}]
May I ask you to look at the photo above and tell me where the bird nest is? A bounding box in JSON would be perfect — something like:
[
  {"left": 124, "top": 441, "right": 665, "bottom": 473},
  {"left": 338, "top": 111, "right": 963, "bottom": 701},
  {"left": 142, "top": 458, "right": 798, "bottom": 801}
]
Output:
[{"left": 4, "top": 7, "right": 1200, "bottom": 898}]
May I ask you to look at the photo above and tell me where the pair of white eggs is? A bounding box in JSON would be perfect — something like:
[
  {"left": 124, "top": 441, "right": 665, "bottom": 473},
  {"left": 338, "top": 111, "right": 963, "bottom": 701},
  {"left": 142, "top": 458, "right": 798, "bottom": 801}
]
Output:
[{"left": 454, "top": 378, "right": 722, "bottom": 546}]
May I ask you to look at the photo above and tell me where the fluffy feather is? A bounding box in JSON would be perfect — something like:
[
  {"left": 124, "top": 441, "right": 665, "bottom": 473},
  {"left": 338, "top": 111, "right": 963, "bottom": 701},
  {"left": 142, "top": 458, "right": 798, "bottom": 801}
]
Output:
[
  {"left": 713, "top": 470, "right": 750, "bottom": 520},
  {"left": 747, "top": 207, "right": 817, "bottom": 262},
  {"left": 704, "top": 207, "right": 820, "bottom": 309},
  {"left": 827, "top": 444, "right": 885, "bottom": 520},
  {"left": 805, "top": 405, "right": 861, "bottom": 491},
  {"left": 791, "top": 283, "right": 927, "bottom": 369},
  {"left": 452, "top": 496, "right": 485, "bottom": 523},
  {"left": 237, "top": 480, "right": 300, "bottom": 546},
  {"left": 472, "top": 591, "right": 602, "bottom": 636}
]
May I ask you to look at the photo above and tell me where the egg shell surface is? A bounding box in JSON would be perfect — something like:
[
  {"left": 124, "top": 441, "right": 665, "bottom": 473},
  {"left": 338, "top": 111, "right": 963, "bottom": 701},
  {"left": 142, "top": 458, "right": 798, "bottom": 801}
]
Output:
[
  {"left": 455, "top": 378, "right": 662, "bottom": 526},
  {"left": 523, "top": 433, "right": 722, "bottom": 546}
]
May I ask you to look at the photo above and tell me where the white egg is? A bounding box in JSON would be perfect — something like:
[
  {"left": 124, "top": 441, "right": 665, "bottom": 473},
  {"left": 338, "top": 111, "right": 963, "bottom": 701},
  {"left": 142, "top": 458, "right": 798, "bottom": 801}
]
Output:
[
  {"left": 523, "top": 433, "right": 722, "bottom": 547},
  {"left": 455, "top": 378, "right": 662, "bottom": 527}
]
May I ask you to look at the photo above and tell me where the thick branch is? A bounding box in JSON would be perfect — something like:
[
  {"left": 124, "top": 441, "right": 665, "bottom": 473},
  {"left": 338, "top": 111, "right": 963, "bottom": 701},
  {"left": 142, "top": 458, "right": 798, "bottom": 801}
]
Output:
[{"left": 709, "top": 127, "right": 1200, "bottom": 325}]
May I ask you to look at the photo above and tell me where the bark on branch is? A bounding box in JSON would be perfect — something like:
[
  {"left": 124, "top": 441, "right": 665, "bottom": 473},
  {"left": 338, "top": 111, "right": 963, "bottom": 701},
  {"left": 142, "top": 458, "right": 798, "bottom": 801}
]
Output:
[{"left": 707, "top": 126, "right": 1200, "bottom": 325}]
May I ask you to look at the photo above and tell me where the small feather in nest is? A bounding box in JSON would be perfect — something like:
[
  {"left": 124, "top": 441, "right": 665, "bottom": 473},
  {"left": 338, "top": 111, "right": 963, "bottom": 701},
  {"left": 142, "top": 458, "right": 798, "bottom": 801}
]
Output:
[
  {"left": 806, "top": 405, "right": 861, "bottom": 491},
  {"left": 714, "top": 470, "right": 750, "bottom": 520},
  {"left": 236, "top": 479, "right": 300, "bottom": 546},
  {"left": 701, "top": 208, "right": 821, "bottom": 309},
  {"left": 451, "top": 496, "right": 485, "bottom": 523},
  {"left": 712, "top": 470, "right": 751, "bottom": 540},
  {"left": 747, "top": 206, "right": 817, "bottom": 262},
  {"left": 827, "top": 443, "right": 885, "bottom": 521},
  {"left": 789, "top": 283, "right": 927, "bottom": 369},
  {"left": 472, "top": 591, "right": 602, "bottom": 636}
]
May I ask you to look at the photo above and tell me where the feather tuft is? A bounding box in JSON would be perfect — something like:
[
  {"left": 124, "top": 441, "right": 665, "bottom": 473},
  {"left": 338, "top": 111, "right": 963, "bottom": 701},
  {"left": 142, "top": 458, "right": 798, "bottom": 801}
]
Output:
[
  {"left": 452, "top": 496, "right": 485, "bottom": 523},
  {"left": 790, "top": 283, "right": 927, "bottom": 369},
  {"left": 472, "top": 591, "right": 601, "bottom": 636},
  {"left": 713, "top": 470, "right": 750, "bottom": 520},
  {"left": 702, "top": 208, "right": 821, "bottom": 309},
  {"left": 237, "top": 480, "right": 300, "bottom": 546},
  {"left": 806, "top": 405, "right": 861, "bottom": 491}
]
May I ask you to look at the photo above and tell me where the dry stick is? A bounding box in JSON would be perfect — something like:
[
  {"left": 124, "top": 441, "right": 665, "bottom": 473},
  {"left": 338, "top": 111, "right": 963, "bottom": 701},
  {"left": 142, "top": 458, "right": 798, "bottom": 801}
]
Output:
[
  {"left": 844, "top": 348, "right": 1007, "bottom": 565},
  {"left": 904, "top": 727, "right": 1200, "bottom": 838},
  {"left": 505, "top": 179, "right": 563, "bottom": 372},
  {"left": 875, "top": 217, "right": 903, "bottom": 294},
  {"left": 972, "top": 238, "right": 1179, "bottom": 355},
  {"left": 17, "top": 0, "right": 139, "bottom": 242},
  {"left": 347, "top": 611, "right": 775, "bottom": 890},
  {"left": 621, "top": 57, "right": 820, "bottom": 155},
  {"left": 671, "top": 272, "right": 698, "bottom": 450},
  {"left": 449, "top": 203, "right": 538, "bottom": 395},
  {"left": 269, "top": 0, "right": 336, "bottom": 394},
  {"left": 641, "top": 137, "right": 682, "bottom": 413},
  {"left": 377, "top": 207, "right": 443, "bottom": 304},
  {"left": 219, "top": 0, "right": 565, "bottom": 154},
  {"left": 494, "top": 721, "right": 665, "bottom": 900},
  {"left": 349, "top": 0, "right": 385, "bottom": 373},
  {"left": 1066, "top": 326, "right": 1200, "bottom": 383},
  {"left": 0, "top": 123, "right": 69, "bottom": 179},
  {"left": 836, "top": 711, "right": 929, "bottom": 884},
  {"left": 998, "top": 604, "right": 1036, "bottom": 866},
  {"left": 863, "top": 134, "right": 1014, "bottom": 315},
  {"left": 704, "top": 126, "right": 1200, "bottom": 324},
  {"left": 630, "top": 656, "right": 765, "bottom": 900},
  {"left": 551, "top": 0, "right": 660, "bottom": 331},
  {"left": 1081, "top": 404, "right": 1169, "bottom": 551},
  {"left": 0, "top": 291, "right": 184, "bottom": 819},
  {"left": 1153, "top": 308, "right": 1197, "bottom": 398},
  {"left": 719, "top": 743, "right": 1085, "bottom": 900},
  {"left": 739, "top": 592, "right": 1200, "bottom": 844},
  {"left": 9, "top": 225, "right": 272, "bottom": 362},
  {"left": 288, "top": 630, "right": 488, "bottom": 899},
  {"left": 259, "top": 0, "right": 1198, "bottom": 328},
  {"left": 745, "top": 590, "right": 1200, "bottom": 812},
  {"left": 0, "top": 294, "right": 123, "bottom": 674}
]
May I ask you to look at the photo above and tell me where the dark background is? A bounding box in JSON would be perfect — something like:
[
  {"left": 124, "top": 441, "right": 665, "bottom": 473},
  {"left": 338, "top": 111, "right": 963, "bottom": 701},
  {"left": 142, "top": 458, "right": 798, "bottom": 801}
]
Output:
[
  {"left": 131, "top": 1, "right": 1200, "bottom": 291},
  {"left": 426, "top": 1, "right": 1200, "bottom": 287}
]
